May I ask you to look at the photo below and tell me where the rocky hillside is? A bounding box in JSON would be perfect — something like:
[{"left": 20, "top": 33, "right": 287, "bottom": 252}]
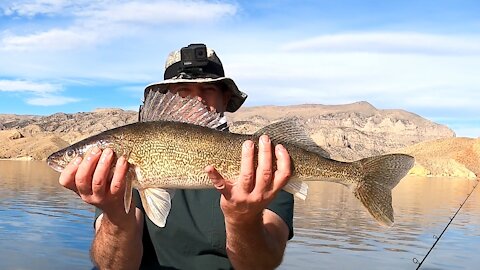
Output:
[
  {"left": 228, "top": 101, "right": 455, "bottom": 160},
  {"left": 0, "top": 101, "right": 456, "bottom": 164},
  {"left": 399, "top": 137, "right": 480, "bottom": 179},
  {"left": 0, "top": 109, "right": 137, "bottom": 160}
]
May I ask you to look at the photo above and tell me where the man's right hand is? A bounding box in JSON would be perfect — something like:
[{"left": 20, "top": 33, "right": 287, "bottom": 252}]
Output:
[
  {"left": 58, "top": 146, "right": 133, "bottom": 226},
  {"left": 60, "top": 146, "right": 144, "bottom": 269}
]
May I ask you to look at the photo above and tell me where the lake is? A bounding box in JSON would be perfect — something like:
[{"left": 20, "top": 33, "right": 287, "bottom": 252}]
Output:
[{"left": 0, "top": 160, "right": 479, "bottom": 270}]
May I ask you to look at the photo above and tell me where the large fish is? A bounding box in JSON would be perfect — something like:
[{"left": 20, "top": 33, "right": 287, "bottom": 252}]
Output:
[{"left": 47, "top": 92, "right": 414, "bottom": 228}]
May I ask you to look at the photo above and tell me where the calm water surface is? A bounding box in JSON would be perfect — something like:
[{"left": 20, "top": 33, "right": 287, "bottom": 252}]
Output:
[{"left": 1, "top": 161, "right": 479, "bottom": 270}]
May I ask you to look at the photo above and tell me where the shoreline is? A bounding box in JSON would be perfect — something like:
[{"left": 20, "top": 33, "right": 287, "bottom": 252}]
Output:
[
  {"left": 0, "top": 156, "right": 34, "bottom": 161},
  {"left": 0, "top": 157, "right": 476, "bottom": 180}
]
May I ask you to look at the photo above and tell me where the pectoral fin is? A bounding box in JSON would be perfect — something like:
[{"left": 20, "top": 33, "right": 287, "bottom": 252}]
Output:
[
  {"left": 138, "top": 188, "right": 176, "bottom": 228},
  {"left": 123, "top": 166, "right": 137, "bottom": 214}
]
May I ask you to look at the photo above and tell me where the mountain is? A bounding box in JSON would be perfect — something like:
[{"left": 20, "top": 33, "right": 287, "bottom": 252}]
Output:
[
  {"left": 227, "top": 101, "right": 454, "bottom": 161},
  {"left": 1, "top": 102, "right": 460, "bottom": 177}
]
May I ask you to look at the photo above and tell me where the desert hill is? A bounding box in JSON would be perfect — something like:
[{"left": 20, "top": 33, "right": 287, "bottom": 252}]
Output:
[
  {"left": 227, "top": 101, "right": 454, "bottom": 160},
  {"left": 0, "top": 109, "right": 137, "bottom": 160},
  {"left": 2, "top": 101, "right": 476, "bottom": 179},
  {"left": 399, "top": 137, "right": 480, "bottom": 179}
]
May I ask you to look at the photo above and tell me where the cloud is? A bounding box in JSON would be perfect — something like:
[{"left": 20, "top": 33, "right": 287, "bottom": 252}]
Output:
[
  {"left": 0, "top": 79, "right": 60, "bottom": 93},
  {"left": 281, "top": 32, "right": 480, "bottom": 55},
  {"left": 1, "top": 1, "right": 237, "bottom": 51},
  {"left": 221, "top": 47, "right": 480, "bottom": 126},
  {"left": 1, "top": 28, "right": 100, "bottom": 51},
  {"left": 26, "top": 95, "right": 81, "bottom": 106},
  {"left": 0, "top": 79, "right": 79, "bottom": 106},
  {"left": 77, "top": 1, "right": 237, "bottom": 25},
  {"left": 1, "top": 0, "right": 76, "bottom": 17}
]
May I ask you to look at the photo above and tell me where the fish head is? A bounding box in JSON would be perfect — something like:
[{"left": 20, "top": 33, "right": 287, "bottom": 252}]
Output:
[{"left": 47, "top": 136, "right": 117, "bottom": 172}]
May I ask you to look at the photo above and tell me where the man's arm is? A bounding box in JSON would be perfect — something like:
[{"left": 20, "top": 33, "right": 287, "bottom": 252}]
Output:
[
  {"left": 58, "top": 147, "right": 143, "bottom": 270},
  {"left": 224, "top": 210, "right": 289, "bottom": 269},
  {"left": 92, "top": 210, "right": 144, "bottom": 270},
  {"left": 206, "top": 135, "right": 292, "bottom": 269}
]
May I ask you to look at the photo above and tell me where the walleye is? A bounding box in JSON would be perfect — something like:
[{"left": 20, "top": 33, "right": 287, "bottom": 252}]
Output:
[{"left": 47, "top": 92, "right": 414, "bottom": 228}]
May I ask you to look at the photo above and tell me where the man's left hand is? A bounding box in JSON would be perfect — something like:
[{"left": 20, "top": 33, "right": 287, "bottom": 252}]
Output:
[{"left": 205, "top": 134, "right": 291, "bottom": 225}]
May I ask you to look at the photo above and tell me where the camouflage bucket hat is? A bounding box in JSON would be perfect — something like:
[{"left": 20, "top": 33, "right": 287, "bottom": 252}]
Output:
[{"left": 144, "top": 44, "right": 248, "bottom": 113}]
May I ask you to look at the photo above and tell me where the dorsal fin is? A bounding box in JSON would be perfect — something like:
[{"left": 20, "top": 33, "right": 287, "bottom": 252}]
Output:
[
  {"left": 254, "top": 120, "right": 330, "bottom": 158},
  {"left": 140, "top": 91, "right": 228, "bottom": 131}
]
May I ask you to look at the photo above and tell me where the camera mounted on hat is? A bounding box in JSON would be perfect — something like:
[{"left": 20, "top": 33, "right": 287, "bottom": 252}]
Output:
[{"left": 164, "top": 43, "right": 225, "bottom": 80}]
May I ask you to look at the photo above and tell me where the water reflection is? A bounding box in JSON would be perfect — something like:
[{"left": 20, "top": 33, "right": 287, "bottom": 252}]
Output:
[
  {"left": 1, "top": 161, "right": 479, "bottom": 270},
  {"left": 281, "top": 177, "right": 480, "bottom": 270},
  {"left": 0, "top": 161, "right": 94, "bottom": 270}
]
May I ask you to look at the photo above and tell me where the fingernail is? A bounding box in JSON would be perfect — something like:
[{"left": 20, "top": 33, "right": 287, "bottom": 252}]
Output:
[
  {"left": 99, "top": 148, "right": 112, "bottom": 164},
  {"left": 276, "top": 144, "right": 285, "bottom": 153},
  {"left": 91, "top": 146, "right": 100, "bottom": 155},
  {"left": 243, "top": 140, "right": 253, "bottom": 149},
  {"left": 73, "top": 157, "right": 82, "bottom": 165},
  {"left": 261, "top": 135, "right": 270, "bottom": 144},
  {"left": 117, "top": 156, "right": 127, "bottom": 165}
]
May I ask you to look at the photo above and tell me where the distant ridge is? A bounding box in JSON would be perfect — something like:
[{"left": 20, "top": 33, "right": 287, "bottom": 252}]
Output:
[
  {"left": 227, "top": 101, "right": 454, "bottom": 161},
  {"left": 0, "top": 102, "right": 454, "bottom": 163}
]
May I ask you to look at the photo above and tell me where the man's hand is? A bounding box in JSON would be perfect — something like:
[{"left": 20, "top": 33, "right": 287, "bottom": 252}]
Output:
[
  {"left": 205, "top": 134, "right": 291, "bottom": 225},
  {"left": 58, "top": 146, "right": 132, "bottom": 225},
  {"left": 59, "top": 146, "right": 144, "bottom": 269},
  {"left": 205, "top": 134, "right": 292, "bottom": 269}
]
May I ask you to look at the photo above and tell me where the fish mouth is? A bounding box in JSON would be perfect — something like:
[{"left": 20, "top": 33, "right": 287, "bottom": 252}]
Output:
[{"left": 47, "top": 159, "right": 64, "bottom": 173}]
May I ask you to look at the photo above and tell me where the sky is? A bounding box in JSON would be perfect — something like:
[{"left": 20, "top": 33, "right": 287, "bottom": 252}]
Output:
[{"left": 0, "top": 0, "right": 479, "bottom": 137}]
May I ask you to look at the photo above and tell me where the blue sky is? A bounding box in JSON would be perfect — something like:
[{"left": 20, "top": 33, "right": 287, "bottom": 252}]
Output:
[{"left": 0, "top": 0, "right": 479, "bottom": 137}]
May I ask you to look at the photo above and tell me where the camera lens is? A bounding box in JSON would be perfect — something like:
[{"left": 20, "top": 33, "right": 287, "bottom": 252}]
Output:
[{"left": 195, "top": 49, "right": 205, "bottom": 57}]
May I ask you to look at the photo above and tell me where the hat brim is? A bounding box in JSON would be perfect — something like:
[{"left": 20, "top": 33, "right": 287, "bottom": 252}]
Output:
[{"left": 144, "top": 77, "right": 247, "bottom": 113}]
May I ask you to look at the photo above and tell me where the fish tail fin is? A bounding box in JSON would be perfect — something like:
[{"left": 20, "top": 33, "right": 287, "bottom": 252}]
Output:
[{"left": 353, "top": 154, "right": 414, "bottom": 226}]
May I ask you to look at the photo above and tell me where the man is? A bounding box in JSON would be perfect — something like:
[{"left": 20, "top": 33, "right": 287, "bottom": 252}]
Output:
[{"left": 59, "top": 44, "right": 294, "bottom": 270}]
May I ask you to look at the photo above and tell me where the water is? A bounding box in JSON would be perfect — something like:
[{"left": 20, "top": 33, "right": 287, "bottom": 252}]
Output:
[
  {"left": 0, "top": 161, "right": 94, "bottom": 270},
  {"left": 1, "top": 161, "right": 479, "bottom": 270}
]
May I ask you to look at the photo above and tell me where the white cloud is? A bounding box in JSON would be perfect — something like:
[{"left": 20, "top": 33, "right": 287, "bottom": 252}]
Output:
[
  {"left": 281, "top": 32, "right": 480, "bottom": 55},
  {"left": 77, "top": 1, "right": 237, "bottom": 25},
  {"left": 0, "top": 28, "right": 100, "bottom": 51},
  {"left": 0, "top": 79, "right": 60, "bottom": 93},
  {"left": 26, "top": 95, "right": 81, "bottom": 106},
  {"left": 1, "top": 1, "right": 237, "bottom": 51},
  {"left": 0, "top": 79, "right": 79, "bottom": 106},
  {"left": 2, "top": 0, "right": 74, "bottom": 17},
  {"left": 220, "top": 47, "right": 480, "bottom": 137}
]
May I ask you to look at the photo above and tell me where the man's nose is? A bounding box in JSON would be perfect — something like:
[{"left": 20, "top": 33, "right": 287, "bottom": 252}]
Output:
[{"left": 190, "top": 88, "right": 202, "bottom": 98}]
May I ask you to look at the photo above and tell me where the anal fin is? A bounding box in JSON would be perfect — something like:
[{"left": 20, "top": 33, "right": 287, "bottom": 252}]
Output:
[{"left": 283, "top": 180, "right": 308, "bottom": 200}]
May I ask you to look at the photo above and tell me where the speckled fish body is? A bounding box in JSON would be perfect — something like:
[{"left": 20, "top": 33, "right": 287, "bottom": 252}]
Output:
[{"left": 47, "top": 92, "right": 414, "bottom": 228}]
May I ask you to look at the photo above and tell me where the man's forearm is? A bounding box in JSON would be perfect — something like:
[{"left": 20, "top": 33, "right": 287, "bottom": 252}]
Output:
[
  {"left": 91, "top": 213, "right": 143, "bottom": 270},
  {"left": 225, "top": 213, "right": 287, "bottom": 270}
]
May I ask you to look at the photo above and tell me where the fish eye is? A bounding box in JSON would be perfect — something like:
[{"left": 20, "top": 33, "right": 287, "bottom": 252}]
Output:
[{"left": 65, "top": 149, "right": 77, "bottom": 159}]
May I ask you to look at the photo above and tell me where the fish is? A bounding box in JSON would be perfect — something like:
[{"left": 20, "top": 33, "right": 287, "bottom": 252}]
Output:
[{"left": 47, "top": 91, "right": 415, "bottom": 228}]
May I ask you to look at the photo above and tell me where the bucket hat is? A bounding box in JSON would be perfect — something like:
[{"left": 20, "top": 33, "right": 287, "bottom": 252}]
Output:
[{"left": 144, "top": 44, "right": 247, "bottom": 112}]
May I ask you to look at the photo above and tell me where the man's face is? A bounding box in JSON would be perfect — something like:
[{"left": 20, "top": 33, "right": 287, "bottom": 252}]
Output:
[{"left": 168, "top": 83, "right": 231, "bottom": 112}]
